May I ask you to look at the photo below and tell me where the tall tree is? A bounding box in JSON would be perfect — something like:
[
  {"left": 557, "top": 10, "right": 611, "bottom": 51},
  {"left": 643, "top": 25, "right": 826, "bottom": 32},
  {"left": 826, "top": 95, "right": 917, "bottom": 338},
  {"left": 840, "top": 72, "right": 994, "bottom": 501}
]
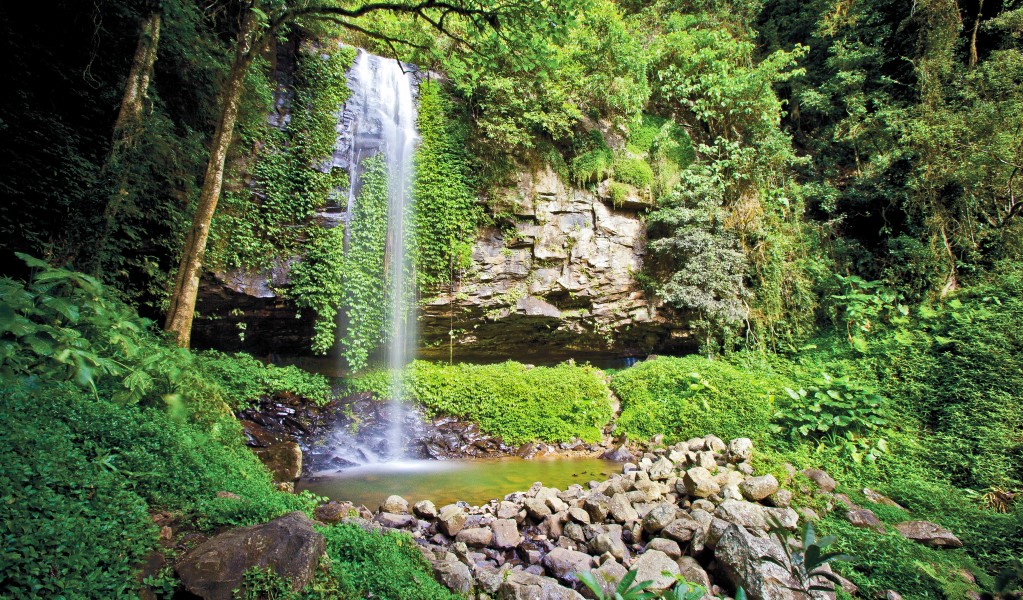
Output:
[{"left": 164, "top": 0, "right": 584, "bottom": 347}]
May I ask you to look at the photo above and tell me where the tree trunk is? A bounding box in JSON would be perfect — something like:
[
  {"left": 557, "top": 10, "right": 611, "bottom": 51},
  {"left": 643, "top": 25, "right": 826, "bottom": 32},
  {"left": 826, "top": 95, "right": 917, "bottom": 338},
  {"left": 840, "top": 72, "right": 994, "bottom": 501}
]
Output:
[
  {"left": 94, "top": 11, "right": 161, "bottom": 272},
  {"left": 112, "top": 11, "right": 161, "bottom": 148},
  {"left": 164, "top": 15, "right": 257, "bottom": 347},
  {"left": 969, "top": 0, "right": 984, "bottom": 67}
]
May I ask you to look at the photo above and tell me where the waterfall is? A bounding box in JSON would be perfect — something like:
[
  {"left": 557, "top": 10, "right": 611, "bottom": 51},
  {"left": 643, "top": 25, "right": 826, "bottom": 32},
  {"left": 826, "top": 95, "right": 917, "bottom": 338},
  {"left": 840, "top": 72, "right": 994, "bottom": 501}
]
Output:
[{"left": 338, "top": 49, "right": 419, "bottom": 460}]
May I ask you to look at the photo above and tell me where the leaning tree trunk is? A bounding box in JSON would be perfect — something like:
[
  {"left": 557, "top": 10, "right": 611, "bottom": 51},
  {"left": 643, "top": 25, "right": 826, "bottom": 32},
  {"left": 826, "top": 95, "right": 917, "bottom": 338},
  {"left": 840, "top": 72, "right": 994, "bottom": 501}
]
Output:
[
  {"left": 95, "top": 11, "right": 161, "bottom": 271},
  {"left": 112, "top": 11, "right": 161, "bottom": 148},
  {"left": 164, "top": 15, "right": 257, "bottom": 347}
]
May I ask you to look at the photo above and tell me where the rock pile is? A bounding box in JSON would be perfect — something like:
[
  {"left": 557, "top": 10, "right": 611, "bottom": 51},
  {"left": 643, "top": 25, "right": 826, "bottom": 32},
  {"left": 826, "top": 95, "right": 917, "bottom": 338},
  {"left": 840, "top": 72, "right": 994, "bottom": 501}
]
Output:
[{"left": 348, "top": 435, "right": 835, "bottom": 600}]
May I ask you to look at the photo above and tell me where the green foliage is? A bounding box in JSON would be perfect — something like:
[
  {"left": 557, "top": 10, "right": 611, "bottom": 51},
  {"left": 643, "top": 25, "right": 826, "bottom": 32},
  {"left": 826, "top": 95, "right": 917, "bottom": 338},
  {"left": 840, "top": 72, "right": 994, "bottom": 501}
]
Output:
[
  {"left": 0, "top": 253, "right": 191, "bottom": 404},
  {"left": 772, "top": 374, "right": 889, "bottom": 464},
  {"left": 571, "top": 130, "right": 615, "bottom": 185},
  {"left": 290, "top": 156, "right": 389, "bottom": 369},
  {"left": 609, "top": 181, "right": 629, "bottom": 206},
  {"left": 347, "top": 360, "right": 613, "bottom": 445},
  {"left": 286, "top": 225, "right": 346, "bottom": 356},
  {"left": 830, "top": 275, "right": 908, "bottom": 353},
  {"left": 195, "top": 350, "right": 332, "bottom": 408},
  {"left": 412, "top": 80, "right": 483, "bottom": 286},
  {"left": 613, "top": 157, "right": 654, "bottom": 188},
  {"left": 611, "top": 355, "right": 789, "bottom": 443},
  {"left": 208, "top": 44, "right": 355, "bottom": 272},
  {"left": 316, "top": 524, "right": 458, "bottom": 599},
  {"left": 0, "top": 259, "right": 331, "bottom": 596},
  {"left": 647, "top": 171, "right": 749, "bottom": 353}
]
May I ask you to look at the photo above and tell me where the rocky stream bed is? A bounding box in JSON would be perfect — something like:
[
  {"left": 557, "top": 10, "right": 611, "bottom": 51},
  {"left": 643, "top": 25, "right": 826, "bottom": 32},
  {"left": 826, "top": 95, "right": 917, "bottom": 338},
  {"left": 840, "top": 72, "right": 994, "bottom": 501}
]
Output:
[{"left": 169, "top": 423, "right": 966, "bottom": 600}]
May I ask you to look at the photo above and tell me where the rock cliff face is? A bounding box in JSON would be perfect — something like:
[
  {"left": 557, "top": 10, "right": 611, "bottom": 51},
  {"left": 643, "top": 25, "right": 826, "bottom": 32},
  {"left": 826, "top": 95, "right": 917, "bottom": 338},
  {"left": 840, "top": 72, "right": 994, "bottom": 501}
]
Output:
[
  {"left": 192, "top": 166, "right": 692, "bottom": 361},
  {"left": 419, "top": 166, "right": 691, "bottom": 362}
]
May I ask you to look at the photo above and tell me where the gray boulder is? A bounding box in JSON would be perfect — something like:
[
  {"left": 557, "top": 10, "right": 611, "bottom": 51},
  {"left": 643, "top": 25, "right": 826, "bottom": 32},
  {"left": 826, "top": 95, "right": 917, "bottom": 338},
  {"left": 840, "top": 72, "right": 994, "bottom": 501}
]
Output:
[
  {"left": 431, "top": 557, "right": 474, "bottom": 594},
  {"left": 681, "top": 467, "right": 720, "bottom": 498},
  {"left": 632, "top": 550, "right": 681, "bottom": 592},
  {"left": 894, "top": 521, "right": 963, "bottom": 548},
  {"left": 380, "top": 495, "right": 409, "bottom": 514},
  {"left": 500, "top": 569, "right": 585, "bottom": 599},
  {"left": 802, "top": 469, "right": 837, "bottom": 492},
  {"left": 413, "top": 500, "right": 438, "bottom": 519},
  {"left": 739, "top": 475, "right": 780, "bottom": 501},
  {"left": 176, "top": 512, "right": 325, "bottom": 600},
  {"left": 727, "top": 438, "right": 754, "bottom": 463},
  {"left": 492, "top": 518, "right": 522, "bottom": 548},
  {"left": 543, "top": 548, "right": 594, "bottom": 585},
  {"left": 456, "top": 527, "right": 493, "bottom": 546},
  {"left": 715, "top": 523, "right": 806, "bottom": 600},
  {"left": 608, "top": 493, "right": 639, "bottom": 523},
  {"left": 438, "top": 504, "right": 468, "bottom": 536},
  {"left": 642, "top": 502, "right": 678, "bottom": 533}
]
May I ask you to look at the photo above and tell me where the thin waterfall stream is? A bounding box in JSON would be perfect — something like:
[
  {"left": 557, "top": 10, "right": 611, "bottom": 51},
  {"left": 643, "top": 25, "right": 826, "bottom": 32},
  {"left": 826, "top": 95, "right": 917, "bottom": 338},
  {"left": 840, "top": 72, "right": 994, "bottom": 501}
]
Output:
[{"left": 339, "top": 49, "right": 419, "bottom": 461}]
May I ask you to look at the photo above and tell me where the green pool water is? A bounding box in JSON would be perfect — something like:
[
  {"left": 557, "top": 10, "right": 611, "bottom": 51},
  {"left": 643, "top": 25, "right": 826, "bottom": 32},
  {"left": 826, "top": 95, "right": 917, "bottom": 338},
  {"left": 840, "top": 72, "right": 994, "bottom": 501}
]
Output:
[{"left": 297, "top": 457, "right": 620, "bottom": 508}]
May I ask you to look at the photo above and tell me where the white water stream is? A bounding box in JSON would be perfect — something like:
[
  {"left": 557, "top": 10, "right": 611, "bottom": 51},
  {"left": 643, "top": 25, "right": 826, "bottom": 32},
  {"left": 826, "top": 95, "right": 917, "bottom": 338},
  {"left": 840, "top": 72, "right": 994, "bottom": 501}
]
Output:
[{"left": 340, "top": 49, "right": 419, "bottom": 460}]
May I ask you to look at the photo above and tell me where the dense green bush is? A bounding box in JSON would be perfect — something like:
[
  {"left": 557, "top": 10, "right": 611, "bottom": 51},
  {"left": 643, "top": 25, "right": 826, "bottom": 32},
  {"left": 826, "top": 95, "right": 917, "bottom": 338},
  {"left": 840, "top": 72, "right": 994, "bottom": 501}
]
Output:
[
  {"left": 611, "top": 355, "right": 790, "bottom": 442},
  {"left": 613, "top": 157, "right": 654, "bottom": 188},
  {"left": 318, "top": 524, "right": 458, "bottom": 599},
  {"left": 195, "top": 350, "right": 332, "bottom": 408},
  {"left": 348, "top": 360, "right": 614, "bottom": 445}
]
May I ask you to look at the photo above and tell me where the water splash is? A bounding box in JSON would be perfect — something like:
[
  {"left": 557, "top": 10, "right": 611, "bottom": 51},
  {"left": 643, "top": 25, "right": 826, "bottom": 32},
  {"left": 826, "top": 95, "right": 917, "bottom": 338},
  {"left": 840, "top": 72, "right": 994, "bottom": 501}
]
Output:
[{"left": 339, "top": 49, "right": 419, "bottom": 460}]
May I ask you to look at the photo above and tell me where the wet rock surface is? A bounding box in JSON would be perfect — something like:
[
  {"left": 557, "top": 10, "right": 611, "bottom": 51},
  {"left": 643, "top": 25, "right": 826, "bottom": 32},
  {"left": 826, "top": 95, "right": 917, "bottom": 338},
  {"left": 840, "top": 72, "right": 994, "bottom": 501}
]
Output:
[{"left": 175, "top": 512, "right": 324, "bottom": 600}]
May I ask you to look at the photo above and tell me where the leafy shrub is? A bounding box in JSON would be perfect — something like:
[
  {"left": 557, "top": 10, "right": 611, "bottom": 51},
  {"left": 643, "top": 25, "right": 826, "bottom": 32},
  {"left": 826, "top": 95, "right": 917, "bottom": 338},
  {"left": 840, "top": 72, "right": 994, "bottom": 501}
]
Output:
[
  {"left": 609, "top": 181, "right": 629, "bottom": 205},
  {"left": 571, "top": 130, "right": 614, "bottom": 184},
  {"left": 613, "top": 157, "right": 654, "bottom": 188},
  {"left": 317, "top": 524, "right": 458, "bottom": 599},
  {"left": 611, "top": 355, "right": 789, "bottom": 442},
  {"left": 413, "top": 81, "right": 483, "bottom": 286},
  {"left": 771, "top": 374, "right": 889, "bottom": 464},
  {"left": 0, "top": 260, "right": 323, "bottom": 596},
  {"left": 195, "top": 350, "right": 332, "bottom": 408},
  {"left": 347, "top": 360, "right": 614, "bottom": 445}
]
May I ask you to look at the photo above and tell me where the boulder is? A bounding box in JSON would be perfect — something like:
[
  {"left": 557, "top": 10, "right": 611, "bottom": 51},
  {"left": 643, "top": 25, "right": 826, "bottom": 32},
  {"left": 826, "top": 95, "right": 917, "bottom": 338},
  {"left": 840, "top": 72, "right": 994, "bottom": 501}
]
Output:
[
  {"left": 456, "top": 527, "right": 493, "bottom": 546},
  {"left": 526, "top": 497, "right": 554, "bottom": 520},
  {"left": 894, "top": 521, "right": 963, "bottom": 548},
  {"left": 608, "top": 493, "right": 639, "bottom": 523},
  {"left": 500, "top": 569, "right": 585, "bottom": 600},
  {"left": 677, "top": 556, "right": 711, "bottom": 590},
  {"left": 584, "top": 560, "right": 628, "bottom": 599},
  {"left": 380, "top": 495, "right": 409, "bottom": 514},
  {"left": 727, "top": 438, "right": 754, "bottom": 463},
  {"left": 543, "top": 548, "right": 594, "bottom": 585},
  {"left": 646, "top": 538, "right": 682, "bottom": 559},
  {"left": 846, "top": 509, "right": 885, "bottom": 532},
  {"left": 632, "top": 550, "right": 680, "bottom": 592},
  {"left": 431, "top": 557, "right": 474, "bottom": 594},
  {"left": 584, "top": 493, "right": 611, "bottom": 522},
  {"left": 649, "top": 457, "right": 675, "bottom": 481},
  {"left": 313, "top": 501, "right": 353, "bottom": 524},
  {"left": 492, "top": 518, "right": 521, "bottom": 549},
  {"left": 715, "top": 523, "right": 807, "bottom": 600},
  {"left": 681, "top": 467, "right": 720, "bottom": 498},
  {"left": 438, "top": 504, "right": 468, "bottom": 536},
  {"left": 715, "top": 500, "right": 767, "bottom": 530},
  {"left": 254, "top": 442, "right": 302, "bottom": 482},
  {"left": 601, "top": 444, "right": 635, "bottom": 462},
  {"left": 739, "top": 475, "right": 779, "bottom": 501},
  {"left": 568, "top": 507, "right": 592, "bottom": 525},
  {"left": 661, "top": 513, "right": 704, "bottom": 543},
  {"left": 590, "top": 533, "right": 628, "bottom": 561},
  {"left": 413, "top": 500, "right": 438, "bottom": 519},
  {"left": 375, "top": 512, "right": 414, "bottom": 528},
  {"left": 642, "top": 502, "right": 678, "bottom": 533},
  {"left": 802, "top": 469, "right": 837, "bottom": 492},
  {"left": 176, "top": 512, "right": 324, "bottom": 600}
]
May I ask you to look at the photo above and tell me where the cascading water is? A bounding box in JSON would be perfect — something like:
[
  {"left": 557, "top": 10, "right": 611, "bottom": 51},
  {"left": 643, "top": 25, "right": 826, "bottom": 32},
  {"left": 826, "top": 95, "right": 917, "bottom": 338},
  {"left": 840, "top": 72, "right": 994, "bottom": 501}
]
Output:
[{"left": 330, "top": 48, "right": 419, "bottom": 462}]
